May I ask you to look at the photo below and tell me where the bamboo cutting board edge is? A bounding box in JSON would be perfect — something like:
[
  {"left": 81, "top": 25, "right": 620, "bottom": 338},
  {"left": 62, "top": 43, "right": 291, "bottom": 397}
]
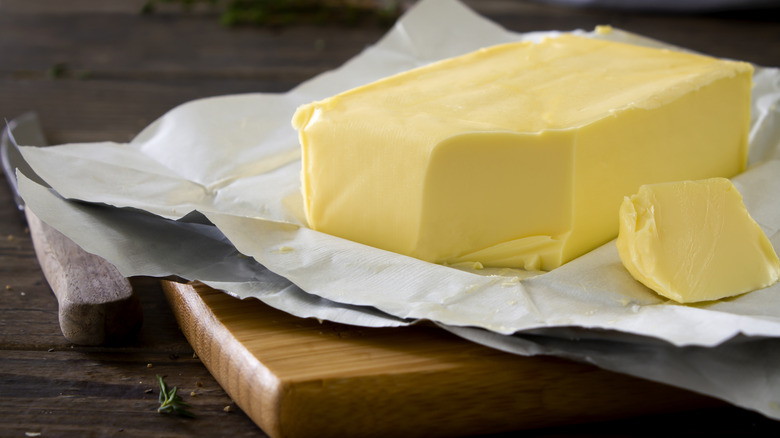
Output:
[{"left": 161, "top": 280, "right": 722, "bottom": 438}]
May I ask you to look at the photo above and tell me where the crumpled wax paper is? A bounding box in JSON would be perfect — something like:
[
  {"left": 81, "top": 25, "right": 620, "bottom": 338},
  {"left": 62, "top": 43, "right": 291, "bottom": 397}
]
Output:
[{"left": 14, "top": 0, "right": 780, "bottom": 420}]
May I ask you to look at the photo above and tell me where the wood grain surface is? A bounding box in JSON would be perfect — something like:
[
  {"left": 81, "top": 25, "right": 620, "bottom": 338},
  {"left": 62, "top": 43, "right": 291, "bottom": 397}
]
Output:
[
  {"left": 1, "top": 0, "right": 780, "bottom": 436},
  {"left": 162, "top": 280, "right": 726, "bottom": 438}
]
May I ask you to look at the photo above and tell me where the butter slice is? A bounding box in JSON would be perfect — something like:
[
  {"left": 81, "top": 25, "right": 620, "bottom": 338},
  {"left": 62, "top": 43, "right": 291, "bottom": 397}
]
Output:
[
  {"left": 617, "top": 178, "right": 780, "bottom": 303},
  {"left": 293, "top": 34, "right": 752, "bottom": 270}
]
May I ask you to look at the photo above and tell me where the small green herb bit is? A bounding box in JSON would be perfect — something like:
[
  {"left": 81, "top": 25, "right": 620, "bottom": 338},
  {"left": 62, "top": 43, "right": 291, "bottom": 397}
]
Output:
[{"left": 156, "top": 375, "right": 196, "bottom": 418}]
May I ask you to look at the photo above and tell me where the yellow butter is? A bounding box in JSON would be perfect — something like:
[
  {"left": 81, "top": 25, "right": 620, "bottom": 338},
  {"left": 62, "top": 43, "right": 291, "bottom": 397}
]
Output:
[
  {"left": 293, "top": 34, "right": 752, "bottom": 270},
  {"left": 617, "top": 178, "right": 780, "bottom": 303}
]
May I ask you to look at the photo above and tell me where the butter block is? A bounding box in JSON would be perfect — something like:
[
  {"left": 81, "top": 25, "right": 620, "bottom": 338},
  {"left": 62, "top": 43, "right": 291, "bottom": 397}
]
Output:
[
  {"left": 617, "top": 178, "right": 780, "bottom": 303},
  {"left": 293, "top": 34, "right": 753, "bottom": 270}
]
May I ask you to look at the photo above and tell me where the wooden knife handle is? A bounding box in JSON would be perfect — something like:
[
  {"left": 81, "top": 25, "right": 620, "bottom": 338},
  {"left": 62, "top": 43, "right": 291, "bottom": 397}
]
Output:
[{"left": 25, "top": 208, "right": 142, "bottom": 345}]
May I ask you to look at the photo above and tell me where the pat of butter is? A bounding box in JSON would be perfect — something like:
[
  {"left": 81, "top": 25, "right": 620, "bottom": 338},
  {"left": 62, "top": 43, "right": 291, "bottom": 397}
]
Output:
[
  {"left": 292, "top": 34, "right": 752, "bottom": 270},
  {"left": 617, "top": 178, "right": 780, "bottom": 303}
]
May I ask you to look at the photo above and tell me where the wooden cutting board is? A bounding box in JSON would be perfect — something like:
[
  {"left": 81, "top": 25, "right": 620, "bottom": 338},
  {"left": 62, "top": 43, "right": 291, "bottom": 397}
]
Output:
[{"left": 161, "top": 280, "right": 719, "bottom": 438}]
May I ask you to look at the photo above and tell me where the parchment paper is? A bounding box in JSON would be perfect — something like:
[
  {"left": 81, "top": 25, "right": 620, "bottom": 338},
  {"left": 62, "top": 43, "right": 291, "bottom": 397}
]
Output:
[{"left": 14, "top": 0, "right": 780, "bottom": 420}]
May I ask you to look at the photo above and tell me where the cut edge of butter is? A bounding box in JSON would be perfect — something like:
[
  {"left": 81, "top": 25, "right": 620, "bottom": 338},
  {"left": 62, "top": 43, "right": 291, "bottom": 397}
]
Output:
[{"left": 616, "top": 178, "right": 780, "bottom": 304}]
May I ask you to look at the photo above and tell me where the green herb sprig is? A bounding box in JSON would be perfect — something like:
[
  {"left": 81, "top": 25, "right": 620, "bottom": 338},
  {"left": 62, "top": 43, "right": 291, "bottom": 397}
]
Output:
[{"left": 156, "top": 375, "right": 195, "bottom": 418}]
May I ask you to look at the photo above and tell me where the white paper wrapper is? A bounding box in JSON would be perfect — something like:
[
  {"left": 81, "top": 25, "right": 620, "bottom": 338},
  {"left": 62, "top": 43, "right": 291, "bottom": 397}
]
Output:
[
  {"left": 17, "top": 173, "right": 412, "bottom": 328},
  {"left": 14, "top": 0, "right": 780, "bottom": 420}
]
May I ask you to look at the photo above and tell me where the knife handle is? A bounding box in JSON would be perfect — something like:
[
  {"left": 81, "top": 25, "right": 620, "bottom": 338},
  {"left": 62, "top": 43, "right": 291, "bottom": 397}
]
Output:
[{"left": 25, "top": 208, "right": 142, "bottom": 345}]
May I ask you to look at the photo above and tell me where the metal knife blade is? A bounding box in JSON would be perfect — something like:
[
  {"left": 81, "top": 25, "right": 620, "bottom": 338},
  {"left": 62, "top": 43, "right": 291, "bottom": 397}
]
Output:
[
  {"left": 2, "top": 112, "right": 142, "bottom": 345},
  {"left": 1, "top": 112, "right": 47, "bottom": 208}
]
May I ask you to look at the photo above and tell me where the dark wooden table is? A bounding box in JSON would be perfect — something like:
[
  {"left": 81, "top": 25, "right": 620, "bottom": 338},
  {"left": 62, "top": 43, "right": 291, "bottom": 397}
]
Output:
[{"left": 1, "top": 1, "right": 779, "bottom": 436}]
